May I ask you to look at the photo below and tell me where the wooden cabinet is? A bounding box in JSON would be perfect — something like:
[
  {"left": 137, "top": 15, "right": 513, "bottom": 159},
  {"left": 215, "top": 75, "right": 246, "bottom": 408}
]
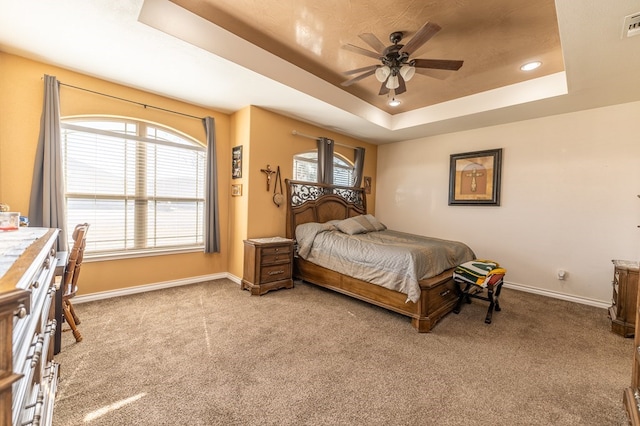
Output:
[
  {"left": 609, "top": 260, "right": 639, "bottom": 337},
  {"left": 241, "top": 238, "right": 294, "bottom": 295},
  {"left": 623, "top": 259, "right": 640, "bottom": 424},
  {"left": 0, "top": 228, "right": 59, "bottom": 426}
]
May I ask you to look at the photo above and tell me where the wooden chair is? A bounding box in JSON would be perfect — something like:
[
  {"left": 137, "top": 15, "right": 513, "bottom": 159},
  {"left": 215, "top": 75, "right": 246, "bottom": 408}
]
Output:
[{"left": 61, "top": 223, "right": 89, "bottom": 342}]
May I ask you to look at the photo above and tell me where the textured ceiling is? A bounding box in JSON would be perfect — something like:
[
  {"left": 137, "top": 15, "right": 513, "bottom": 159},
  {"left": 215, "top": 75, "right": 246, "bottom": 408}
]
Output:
[
  {"left": 2, "top": 1, "right": 639, "bottom": 144},
  {"left": 171, "top": 0, "right": 564, "bottom": 114}
]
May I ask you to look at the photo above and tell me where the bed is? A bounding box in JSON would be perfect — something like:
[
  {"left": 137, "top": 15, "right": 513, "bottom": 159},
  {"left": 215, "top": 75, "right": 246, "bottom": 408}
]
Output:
[{"left": 285, "top": 179, "right": 475, "bottom": 332}]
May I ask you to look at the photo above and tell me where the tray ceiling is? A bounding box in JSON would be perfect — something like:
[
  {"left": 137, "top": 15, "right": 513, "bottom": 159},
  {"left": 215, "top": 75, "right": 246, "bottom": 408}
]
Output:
[{"left": 171, "top": 0, "right": 564, "bottom": 114}]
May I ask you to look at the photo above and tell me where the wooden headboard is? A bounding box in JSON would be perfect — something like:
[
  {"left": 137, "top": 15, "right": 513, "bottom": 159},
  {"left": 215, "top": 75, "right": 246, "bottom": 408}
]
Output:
[{"left": 285, "top": 179, "right": 367, "bottom": 239}]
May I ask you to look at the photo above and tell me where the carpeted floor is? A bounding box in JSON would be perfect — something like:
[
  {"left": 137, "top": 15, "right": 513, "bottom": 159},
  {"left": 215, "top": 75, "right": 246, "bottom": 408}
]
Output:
[{"left": 53, "top": 279, "right": 633, "bottom": 425}]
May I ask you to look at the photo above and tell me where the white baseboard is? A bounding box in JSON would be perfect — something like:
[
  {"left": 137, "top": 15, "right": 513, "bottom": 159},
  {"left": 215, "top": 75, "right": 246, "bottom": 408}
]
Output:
[
  {"left": 73, "top": 274, "right": 609, "bottom": 311},
  {"left": 503, "top": 281, "right": 609, "bottom": 310},
  {"left": 73, "top": 272, "right": 241, "bottom": 304}
]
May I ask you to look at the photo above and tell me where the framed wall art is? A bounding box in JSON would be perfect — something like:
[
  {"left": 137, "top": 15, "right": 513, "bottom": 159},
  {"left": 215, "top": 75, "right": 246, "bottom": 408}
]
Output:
[
  {"left": 232, "top": 145, "right": 242, "bottom": 179},
  {"left": 364, "top": 176, "right": 372, "bottom": 194},
  {"left": 449, "top": 148, "right": 502, "bottom": 206}
]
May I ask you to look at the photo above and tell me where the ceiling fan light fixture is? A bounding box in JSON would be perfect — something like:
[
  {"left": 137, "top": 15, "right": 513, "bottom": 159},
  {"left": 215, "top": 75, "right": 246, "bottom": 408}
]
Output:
[
  {"left": 399, "top": 64, "right": 415, "bottom": 81},
  {"left": 388, "top": 97, "right": 401, "bottom": 107},
  {"left": 520, "top": 61, "right": 542, "bottom": 71},
  {"left": 386, "top": 75, "right": 400, "bottom": 89},
  {"left": 375, "top": 66, "right": 391, "bottom": 82}
]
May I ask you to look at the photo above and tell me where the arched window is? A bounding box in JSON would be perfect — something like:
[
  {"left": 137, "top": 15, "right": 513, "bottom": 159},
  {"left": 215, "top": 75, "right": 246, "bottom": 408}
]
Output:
[
  {"left": 293, "top": 150, "right": 354, "bottom": 186},
  {"left": 60, "top": 117, "right": 206, "bottom": 257}
]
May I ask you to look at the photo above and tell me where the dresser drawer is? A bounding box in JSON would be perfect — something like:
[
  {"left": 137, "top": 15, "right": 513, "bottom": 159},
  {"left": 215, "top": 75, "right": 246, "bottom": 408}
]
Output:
[
  {"left": 19, "top": 361, "right": 59, "bottom": 426},
  {"left": 13, "top": 248, "right": 57, "bottom": 374}
]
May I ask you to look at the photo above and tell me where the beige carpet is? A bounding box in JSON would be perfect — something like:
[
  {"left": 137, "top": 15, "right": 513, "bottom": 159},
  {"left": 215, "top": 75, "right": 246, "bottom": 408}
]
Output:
[{"left": 53, "top": 279, "right": 632, "bottom": 425}]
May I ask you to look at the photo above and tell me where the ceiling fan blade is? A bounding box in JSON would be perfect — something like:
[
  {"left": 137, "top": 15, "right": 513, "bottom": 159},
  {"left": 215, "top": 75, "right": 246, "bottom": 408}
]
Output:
[
  {"left": 343, "top": 65, "right": 378, "bottom": 76},
  {"left": 414, "top": 68, "right": 452, "bottom": 80},
  {"left": 358, "top": 33, "right": 386, "bottom": 54},
  {"left": 399, "top": 22, "right": 441, "bottom": 56},
  {"left": 395, "top": 75, "right": 407, "bottom": 95},
  {"left": 341, "top": 43, "right": 381, "bottom": 60},
  {"left": 378, "top": 81, "right": 390, "bottom": 96},
  {"left": 341, "top": 69, "right": 376, "bottom": 87},
  {"left": 413, "top": 59, "right": 464, "bottom": 71}
]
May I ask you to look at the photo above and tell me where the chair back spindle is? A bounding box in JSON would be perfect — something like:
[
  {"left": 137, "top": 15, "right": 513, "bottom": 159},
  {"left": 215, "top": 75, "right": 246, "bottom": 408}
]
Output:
[{"left": 62, "top": 223, "right": 89, "bottom": 342}]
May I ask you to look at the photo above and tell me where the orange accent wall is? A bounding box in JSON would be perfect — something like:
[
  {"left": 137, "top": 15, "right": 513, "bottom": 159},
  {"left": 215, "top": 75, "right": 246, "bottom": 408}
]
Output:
[
  {"left": 0, "top": 52, "right": 378, "bottom": 294},
  {"left": 244, "top": 106, "right": 378, "bottom": 236},
  {"left": 227, "top": 107, "right": 251, "bottom": 279},
  {"left": 0, "top": 52, "right": 230, "bottom": 295}
]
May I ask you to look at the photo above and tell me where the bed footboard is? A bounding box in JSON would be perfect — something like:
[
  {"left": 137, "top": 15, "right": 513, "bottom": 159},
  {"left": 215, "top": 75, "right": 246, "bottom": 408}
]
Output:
[{"left": 295, "top": 257, "right": 457, "bottom": 332}]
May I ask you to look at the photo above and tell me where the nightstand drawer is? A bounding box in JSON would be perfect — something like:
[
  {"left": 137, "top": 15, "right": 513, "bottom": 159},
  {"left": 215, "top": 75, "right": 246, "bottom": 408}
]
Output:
[
  {"left": 262, "top": 245, "right": 291, "bottom": 257},
  {"left": 260, "top": 263, "right": 292, "bottom": 283},
  {"left": 262, "top": 252, "right": 290, "bottom": 265}
]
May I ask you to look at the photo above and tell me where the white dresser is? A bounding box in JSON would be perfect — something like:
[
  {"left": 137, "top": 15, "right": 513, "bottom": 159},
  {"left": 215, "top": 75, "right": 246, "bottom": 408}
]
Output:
[{"left": 0, "top": 228, "right": 59, "bottom": 426}]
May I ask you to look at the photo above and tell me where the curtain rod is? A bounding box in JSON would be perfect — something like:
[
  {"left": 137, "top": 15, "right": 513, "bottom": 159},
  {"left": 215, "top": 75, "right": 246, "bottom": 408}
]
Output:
[
  {"left": 58, "top": 81, "right": 205, "bottom": 121},
  {"left": 291, "top": 130, "right": 351, "bottom": 148}
]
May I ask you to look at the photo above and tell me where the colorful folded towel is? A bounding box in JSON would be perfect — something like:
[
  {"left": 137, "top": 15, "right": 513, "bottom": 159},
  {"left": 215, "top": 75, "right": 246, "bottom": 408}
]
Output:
[{"left": 453, "top": 259, "right": 506, "bottom": 288}]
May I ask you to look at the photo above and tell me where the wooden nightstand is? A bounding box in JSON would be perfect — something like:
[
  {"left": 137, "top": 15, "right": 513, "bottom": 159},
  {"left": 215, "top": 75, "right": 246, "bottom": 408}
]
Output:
[
  {"left": 241, "top": 237, "right": 294, "bottom": 295},
  {"left": 609, "top": 259, "right": 639, "bottom": 337}
]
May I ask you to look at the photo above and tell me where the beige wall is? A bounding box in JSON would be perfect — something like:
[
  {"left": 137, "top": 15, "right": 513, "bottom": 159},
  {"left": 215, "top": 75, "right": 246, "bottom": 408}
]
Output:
[
  {"left": 1, "top": 52, "right": 378, "bottom": 294},
  {"left": 376, "top": 101, "right": 640, "bottom": 305},
  {"left": 0, "top": 52, "right": 230, "bottom": 295}
]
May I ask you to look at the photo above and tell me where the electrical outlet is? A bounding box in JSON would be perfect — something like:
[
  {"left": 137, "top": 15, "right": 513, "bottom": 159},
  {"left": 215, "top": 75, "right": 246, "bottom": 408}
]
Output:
[{"left": 557, "top": 269, "right": 566, "bottom": 280}]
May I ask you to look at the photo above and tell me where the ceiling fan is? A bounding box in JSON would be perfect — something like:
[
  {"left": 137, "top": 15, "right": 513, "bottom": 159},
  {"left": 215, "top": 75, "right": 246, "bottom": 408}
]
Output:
[{"left": 341, "top": 21, "right": 464, "bottom": 97}]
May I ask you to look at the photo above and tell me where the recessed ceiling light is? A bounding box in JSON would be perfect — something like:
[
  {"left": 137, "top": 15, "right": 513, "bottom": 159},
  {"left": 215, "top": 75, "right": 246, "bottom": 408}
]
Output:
[
  {"left": 388, "top": 98, "right": 401, "bottom": 107},
  {"left": 520, "top": 61, "right": 542, "bottom": 71}
]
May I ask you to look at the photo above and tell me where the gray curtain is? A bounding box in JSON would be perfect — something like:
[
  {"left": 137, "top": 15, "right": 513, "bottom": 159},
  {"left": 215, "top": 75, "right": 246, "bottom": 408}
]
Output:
[
  {"left": 29, "top": 75, "right": 68, "bottom": 251},
  {"left": 352, "top": 147, "right": 365, "bottom": 187},
  {"left": 203, "top": 116, "right": 220, "bottom": 253},
  {"left": 316, "top": 137, "right": 334, "bottom": 184}
]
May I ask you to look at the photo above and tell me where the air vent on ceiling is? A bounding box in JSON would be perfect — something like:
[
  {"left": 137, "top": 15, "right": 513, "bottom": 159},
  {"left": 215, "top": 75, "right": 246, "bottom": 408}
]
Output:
[{"left": 622, "top": 12, "right": 640, "bottom": 38}]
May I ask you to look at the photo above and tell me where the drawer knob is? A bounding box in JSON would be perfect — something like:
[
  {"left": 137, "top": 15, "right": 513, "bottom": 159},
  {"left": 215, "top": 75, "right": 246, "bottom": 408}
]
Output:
[
  {"left": 30, "top": 334, "right": 45, "bottom": 367},
  {"left": 47, "top": 319, "right": 57, "bottom": 335},
  {"left": 268, "top": 270, "right": 284, "bottom": 276},
  {"left": 32, "top": 280, "right": 40, "bottom": 289},
  {"left": 44, "top": 257, "right": 51, "bottom": 269},
  {"left": 15, "top": 305, "right": 27, "bottom": 319}
]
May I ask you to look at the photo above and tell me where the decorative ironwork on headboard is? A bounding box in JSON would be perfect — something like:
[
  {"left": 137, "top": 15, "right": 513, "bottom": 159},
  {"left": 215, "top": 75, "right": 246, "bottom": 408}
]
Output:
[{"left": 288, "top": 180, "right": 365, "bottom": 209}]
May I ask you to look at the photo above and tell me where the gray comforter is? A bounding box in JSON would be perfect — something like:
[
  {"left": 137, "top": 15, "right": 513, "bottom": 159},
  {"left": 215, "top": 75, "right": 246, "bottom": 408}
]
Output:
[{"left": 296, "top": 222, "right": 475, "bottom": 303}]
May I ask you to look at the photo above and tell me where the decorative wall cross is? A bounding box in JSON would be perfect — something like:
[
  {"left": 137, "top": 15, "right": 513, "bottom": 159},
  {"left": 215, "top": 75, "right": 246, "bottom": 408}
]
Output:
[
  {"left": 465, "top": 168, "right": 484, "bottom": 192},
  {"left": 260, "top": 165, "right": 276, "bottom": 191}
]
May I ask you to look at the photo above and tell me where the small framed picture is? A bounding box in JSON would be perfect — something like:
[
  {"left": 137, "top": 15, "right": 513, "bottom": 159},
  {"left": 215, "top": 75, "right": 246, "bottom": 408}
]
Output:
[
  {"left": 364, "top": 176, "right": 372, "bottom": 194},
  {"left": 232, "top": 145, "right": 242, "bottom": 179},
  {"left": 231, "top": 184, "right": 242, "bottom": 197},
  {"left": 449, "top": 148, "right": 502, "bottom": 206}
]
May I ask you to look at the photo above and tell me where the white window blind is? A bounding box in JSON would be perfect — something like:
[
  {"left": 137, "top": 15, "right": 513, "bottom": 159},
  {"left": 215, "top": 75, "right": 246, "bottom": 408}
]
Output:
[
  {"left": 61, "top": 118, "right": 206, "bottom": 256},
  {"left": 293, "top": 151, "right": 354, "bottom": 186}
]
